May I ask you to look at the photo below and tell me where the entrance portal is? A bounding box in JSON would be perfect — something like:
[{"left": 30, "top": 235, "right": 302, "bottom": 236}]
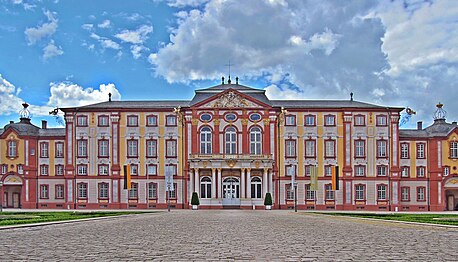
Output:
[{"left": 222, "top": 177, "right": 240, "bottom": 206}]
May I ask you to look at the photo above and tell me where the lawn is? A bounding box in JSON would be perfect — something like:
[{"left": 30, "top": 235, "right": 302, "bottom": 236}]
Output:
[
  {"left": 321, "top": 213, "right": 458, "bottom": 226},
  {"left": 0, "top": 211, "right": 145, "bottom": 226}
]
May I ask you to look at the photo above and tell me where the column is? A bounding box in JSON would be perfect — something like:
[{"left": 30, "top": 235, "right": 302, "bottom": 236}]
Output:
[
  {"left": 194, "top": 168, "right": 199, "bottom": 195},
  {"left": 246, "top": 168, "right": 251, "bottom": 198},
  {"left": 217, "top": 168, "right": 222, "bottom": 198},
  {"left": 241, "top": 168, "right": 246, "bottom": 198},
  {"left": 189, "top": 170, "right": 194, "bottom": 201},
  {"left": 263, "top": 168, "right": 268, "bottom": 197},
  {"left": 268, "top": 169, "right": 272, "bottom": 193},
  {"left": 211, "top": 168, "right": 216, "bottom": 198}
]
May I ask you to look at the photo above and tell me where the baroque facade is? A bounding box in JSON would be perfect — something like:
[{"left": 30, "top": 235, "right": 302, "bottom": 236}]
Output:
[{"left": 1, "top": 79, "right": 458, "bottom": 211}]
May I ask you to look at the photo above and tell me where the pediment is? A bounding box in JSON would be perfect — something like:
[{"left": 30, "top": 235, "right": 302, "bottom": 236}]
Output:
[{"left": 194, "top": 89, "right": 270, "bottom": 109}]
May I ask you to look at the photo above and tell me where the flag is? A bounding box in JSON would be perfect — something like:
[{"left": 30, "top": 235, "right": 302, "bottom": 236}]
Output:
[
  {"left": 310, "top": 166, "right": 318, "bottom": 191},
  {"left": 123, "top": 164, "right": 131, "bottom": 190},
  {"left": 332, "top": 165, "right": 339, "bottom": 190}
]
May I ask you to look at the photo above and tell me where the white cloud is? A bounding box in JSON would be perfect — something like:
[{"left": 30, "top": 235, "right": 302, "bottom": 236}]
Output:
[
  {"left": 0, "top": 74, "right": 24, "bottom": 116},
  {"left": 24, "top": 10, "right": 58, "bottom": 45},
  {"left": 167, "top": 0, "right": 209, "bottom": 8},
  {"left": 46, "top": 82, "right": 121, "bottom": 108},
  {"left": 43, "top": 40, "right": 64, "bottom": 60},
  {"left": 90, "top": 33, "right": 121, "bottom": 50},
  {"left": 98, "top": 19, "right": 111, "bottom": 29},
  {"left": 81, "top": 23, "right": 93, "bottom": 31},
  {"left": 131, "top": 45, "right": 148, "bottom": 59},
  {"left": 115, "top": 25, "right": 153, "bottom": 44}
]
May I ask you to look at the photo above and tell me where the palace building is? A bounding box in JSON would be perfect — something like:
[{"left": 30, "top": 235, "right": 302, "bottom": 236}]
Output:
[{"left": 1, "top": 78, "right": 457, "bottom": 211}]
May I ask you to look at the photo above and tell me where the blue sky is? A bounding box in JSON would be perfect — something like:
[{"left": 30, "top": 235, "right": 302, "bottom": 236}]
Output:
[{"left": 1, "top": 0, "right": 457, "bottom": 128}]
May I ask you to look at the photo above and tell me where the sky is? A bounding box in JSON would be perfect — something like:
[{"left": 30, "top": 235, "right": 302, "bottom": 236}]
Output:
[{"left": 0, "top": 0, "right": 457, "bottom": 129}]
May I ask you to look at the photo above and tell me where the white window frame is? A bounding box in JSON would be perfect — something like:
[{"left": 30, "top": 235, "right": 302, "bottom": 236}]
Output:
[
  {"left": 225, "top": 127, "right": 237, "bottom": 154},
  {"left": 200, "top": 127, "right": 212, "bottom": 155},
  {"left": 250, "top": 127, "right": 262, "bottom": 155}
]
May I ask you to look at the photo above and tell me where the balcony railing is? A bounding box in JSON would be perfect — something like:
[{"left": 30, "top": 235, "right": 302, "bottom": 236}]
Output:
[{"left": 188, "top": 154, "right": 273, "bottom": 160}]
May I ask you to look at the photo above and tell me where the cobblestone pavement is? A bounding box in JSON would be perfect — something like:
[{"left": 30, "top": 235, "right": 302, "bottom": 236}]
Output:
[{"left": 0, "top": 210, "right": 457, "bottom": 261}]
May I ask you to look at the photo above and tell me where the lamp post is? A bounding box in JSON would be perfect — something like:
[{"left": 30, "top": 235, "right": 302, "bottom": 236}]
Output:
[{"left": 0, "top": 181, "right": 3, "bottom": 212}]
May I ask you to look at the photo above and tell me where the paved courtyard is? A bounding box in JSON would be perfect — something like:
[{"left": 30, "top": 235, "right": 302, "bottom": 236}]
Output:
[{"left": 0, "top": 210, "right": 457, "bottom": 261}]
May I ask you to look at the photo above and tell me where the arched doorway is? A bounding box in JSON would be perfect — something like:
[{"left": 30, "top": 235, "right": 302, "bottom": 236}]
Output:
[
  {"left": 444, "top": 177, "right": 458, "bottom": 211},
  {"left": 222, "top": 177, "right": 240, "bottom": 206},
  {"left": 2, "top": 174, "right": 23, "bottom": 208}
]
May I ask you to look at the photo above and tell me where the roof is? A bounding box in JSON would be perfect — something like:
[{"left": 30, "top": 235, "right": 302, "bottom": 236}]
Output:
[
  {"left": 191, "top": 83, "right": 271, "bottom": 106},
  {"left": 1, "top": 118, "right": 65, "bottom": 138},
  {"left": 270, "top": 100, "right": 401, "bottom": 110},
  {"left": 62, "top": 100, "right": 190, "bottom": 111},
  {"left": 39, "top": 128, "right": 66, "bottom": 137},
  {"left": 399, "top": 129, "right": 429, "bottom": 139},
  {"left": 400, "top": 119, "right": 458, "bottom": 139},
  {"left": 0, "top": 128, "right": 3, "bottom": 136}
]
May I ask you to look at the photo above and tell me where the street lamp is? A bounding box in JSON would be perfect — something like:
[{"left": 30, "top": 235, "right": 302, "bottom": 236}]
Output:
[{"left": 0, "top": 181, "right": 3, "bottom": 212}]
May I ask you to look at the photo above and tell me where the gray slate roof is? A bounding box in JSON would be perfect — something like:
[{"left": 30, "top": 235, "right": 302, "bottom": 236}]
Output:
[
  {"left": 39, "top": 128, "right": 66, "bottom": 137},
  {"left": 400, "top": 119, "right": 457, "bottom": 139},
  {"left": 63, "top": 100, "right": 190, "bottom": 111},
  {"left": 270, "top": 100, "right": 398, "bottom": 109},
  {"left": 1, "top": 118, "right": 65, "bottom": 137},
  {"left": 191, "top": 83, "right": 271, "bottom": 106}
]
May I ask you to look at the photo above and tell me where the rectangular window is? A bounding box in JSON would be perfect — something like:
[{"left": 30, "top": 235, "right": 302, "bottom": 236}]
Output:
[
  {"left": 401, "top": 187, "right": 410, "bottom": 201},
  {"left": 285, "top": 165, "right": 296, "bottom": 177},
  {"left": 77, "top": 139, "right": 88, "bottom": 157},
  {"left": 417, "top": 166, "right": 426, "bottom": 178},
  {"left": 450, "top": 142, "right": 458, "bottom": 158},
  {"left": 98, "top": 165, "right": 109, "bottom": 176},
  {"left": 98, "top": 183, "right": 109, "bottom": 199},
  {"left": 40, "top": 185, "right": 49, "bottom": 199},
  {"left": 285, "top": 115, "right": 296, "bottom": 126},
  {"left": 324, "top": 165, "right": 333, "bottom": 177},
  {"left": 147, "top": 164, "right": 157, "bottom": 176},
  {"left": 166, "top": 140, "right": 177, "bottom": 157},
  {"left": 146, "top": 139, "right": 157, "bottom": 157},
  {"left": 127, "top": 115, "right": 138, "bottom": 127},
  {"left": 304, "top": 115, "right": 316, "bottom": 126},
  {"left": 76, "top": 116, "right": 87, "bottom": 126},
  {"left": 1, "top": 165, "right": 7, "bottom": 174},
  {"left": 166, "top": 115, "right": 177, "bottom": 126},
  {"left": 127, "top": 139, "right": 138, "bottom": 157},
  {"left": 40, "top": 142, "right": 49, "bottom": 158},
  {"left": 77, "top": 183, "right": 87, "bottom": 199},
  {"left": 355, "top": 185, "right": 365, "bottom": 201},
  {"left": 55, "top": 142, "right": 64, "bottom": 158},
  {"left": 324, "top": 115, "right": 335, "bottom": 126},
  {"left": 377, "top": 165, "right": 387, "bottom": 177},
  {"left": 146, "top": 115, "right": 157, "bottom": 126},
  {"left": 355, "top": 140, "right": 365, "bottom": 158},
  {"left": 325, "top": 184, "right": 334, "bottom": 200},
  {"left": 148, "top": 183, "right": 157, "bottom": 199},
  {"left": 305, "top": 140, "right": 316, "bottom": 158},
  {"left": 305, "top": 184, "right": 315, "bottom": 200},
  {"left": 168, "top": 183, "right": 177, "bottom": 199},
  {"left": 98, "top": 115, "right": 109, "bottom": 127},
  {"left": 416, "top": 143, "right": 425, "bottom": 159},
  {"left": 325, "top": 140, "right": 335, "bottom": 158},
  {"left": 286, "top": 184, "right": 294, "bottom": 200},
  {"left": 417, "top": 187, "right": 425, "bottom": 201},
  {"left": 7, "top": 140, "right": 17, "bottom": 158},
  {"left": 165, "top": 165, "right": 177, "bottom": 176},
  {"left": 377, "top": 140, "right": 387, "bottom": 158},
  {"left": 354, "top": 115, "right": 365, "bottom": 126},
  {"left": 401, "top": 166, "right": 410, "bottom": 178},
  {"left": 98, "top": 140, "right": 109, "bottom": 157},
  {"left": 354, "top": 165, "right": 366, "bottom": 177},
  {"left": 285, "top": 140, "right": 296, "bottom": 157},
  {"left": 377, "top": 184, "right": 387, "bottom": 200},
  {"left": 376, "top": 115, "right": 387, "bottom": 126},
  {"left": 129, "top": 183, "right": 138, "bottom": 199},
  {"left": 17, "top": 164, "right": 23, "bottom": 174},
  {"left": 55, "top": 185, "right": 64, "bottom": 199},
  {"left": 401, "top": 143, "right": 409, "bottom": 159},
  {"left": 444, "top": 166, "right": 450, "bottom": 176},
  {"left": 77, "top": 165, "right": 88, "bottom": 176},
  {"left": 130, "top": 164, "right": 138, "bottom": 176},
  {"left": 304, "top": 165, "right": 312, "bottom": 177},
  {"left": 40, "top": 165, "right": 49, "bottom": 176},
  {"left": 55, "top": 165, "right": 64, "bottom": 176}
]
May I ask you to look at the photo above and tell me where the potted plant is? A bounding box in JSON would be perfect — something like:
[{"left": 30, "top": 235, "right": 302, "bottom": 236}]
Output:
[
  {"left": 191, "top": 192, "right": 200, "bottom": 210},
  {"left": 264, "top": 192, "right": 272, "bottom": 210}
]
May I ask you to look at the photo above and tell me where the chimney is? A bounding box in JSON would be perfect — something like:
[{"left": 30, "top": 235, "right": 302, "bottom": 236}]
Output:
[
  {"left": 236, "top": 77, "right": 239, "bottom": 85},
  {"left": 42, "top": 120, "right": 47, "bottom": 129},
  {"left": 222, "top": 76, "right": 225, "bottom": 85},
  {"left": 453, "top": 121, "right": 457, "bottom": 125},
  {"left": 108, "top": 93, "right": 112, "bottom": 102},
  {"left": 417, "top": 121, "right": 422, "bottom": 130},
  {"left": 9, "top": 121, "right": 13, "bottom": 124}
]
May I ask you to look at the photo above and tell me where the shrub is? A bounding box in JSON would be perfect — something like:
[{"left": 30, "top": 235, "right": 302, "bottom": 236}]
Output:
[
  {"left": 191, "top": 192, "right": 200, "bottom": 206},
  {"left": 264, "top": 192, "right": 272, "bottom": 206}
]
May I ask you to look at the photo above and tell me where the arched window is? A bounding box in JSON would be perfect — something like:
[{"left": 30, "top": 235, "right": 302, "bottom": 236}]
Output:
[
  {"left": 225, "top": 126, "right": 237, "bottom": 154},
  {"left": 250, "top": 126, "right": 262, "bottom": 155},
  {"left": 200, "top": 126, "right": 212, "bottom": 154},
  {"left": 200, "top": 177, "right": 212, "bottom": 199},
  {"left": 251, "top": 177, "right": 262, "bottom": 199}
]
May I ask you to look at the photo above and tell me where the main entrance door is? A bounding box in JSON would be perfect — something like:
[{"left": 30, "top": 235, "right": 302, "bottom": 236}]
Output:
[{"left": 222, "top": 177, "right": 240, "bottom": 206}]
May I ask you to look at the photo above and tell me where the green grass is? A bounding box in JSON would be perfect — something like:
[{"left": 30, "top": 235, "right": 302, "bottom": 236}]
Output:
[
  {"left": 321, "top": 213, "right": 458, "bottom": 226},
  {"left": 0, "top": 211, "right": 146, "bottom": 226}
]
